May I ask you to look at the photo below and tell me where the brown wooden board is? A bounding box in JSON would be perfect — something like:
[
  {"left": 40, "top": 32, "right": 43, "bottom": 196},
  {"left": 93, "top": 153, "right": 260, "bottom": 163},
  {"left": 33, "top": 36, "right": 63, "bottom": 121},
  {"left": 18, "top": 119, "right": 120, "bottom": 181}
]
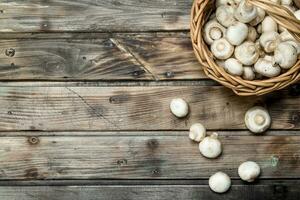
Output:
[
  {"left": 0, "top": 85, "right": 298, "bottom": 131},
  {"left": 0, "top": 34, "right": 203, "bottom": 80},
  {"left": 0, "top": 0, "right": 191, "bottom": 32},
  {"left": 0, "top": 182, "right": 299, "bottom": 200},
  {"left": 0, "top": 132, "right": 299, "bottom": 180}
]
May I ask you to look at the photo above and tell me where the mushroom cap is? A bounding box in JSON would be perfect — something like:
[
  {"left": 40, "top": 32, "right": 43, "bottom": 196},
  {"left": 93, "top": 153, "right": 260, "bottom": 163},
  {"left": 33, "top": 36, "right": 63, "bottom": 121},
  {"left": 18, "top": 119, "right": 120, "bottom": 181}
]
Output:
[
  {"left": 261, "top": 16, "right": 278, "bottom": 33},
  {"left": 243, "top": 66, "right": 255, "bottom": 80},
  {"left": 245, "top": 106, "right": 271, "bottom": 133},
  {"left": 247, "top": 27, "right": 258, "bottom": 42},
  {"left": 249, "top": 7, "right": 266, "bottom": 26},
  {"left": 224, "top": 58, "right": 244, "bottom": 76},
  {"left": 204, "top": 20, "right": 226, "bottom": 45},
  {"left": 216, "top": 5, "right": 237, "bottom": 27},
  {"left": 274, "top": 42, "right": 298, "bottom": 69},
  {"left": 235, "top": 0, "right": 258, "bottom": 23},
  {"left": 170, "top": 98, "right": 189, "bottom": 118},
  {"left": 209, "top": 172, "right": 231, "bottom": 193},
  {"left": 211, "top": 38, "right": 234, "bottom": 59},
  {"left": 295, "top": 10, "right": 300, "bottom": 20},
  {"left": 226, "top": 22, "right": 249, "bottom": 45},
  {"left": 254, "top": 56, "right": 281, "bottom": 78},
  {"left": 281, "top": 0, "right": 293, "bottom": 5},
  {"left": 189, "top": 123, "right": 206, "bottom": 142},
  {"left": 238, "top": 161, "right": 261, "bottom": 182},
  {"left": 199, "top": 133, "right": 222, "bottom": 158},
  {"left": 259, "top": 32, "right": 280, "bottom": 53},
  {"left": 235, "top": 41, "right": 260, "bottom": 65}
]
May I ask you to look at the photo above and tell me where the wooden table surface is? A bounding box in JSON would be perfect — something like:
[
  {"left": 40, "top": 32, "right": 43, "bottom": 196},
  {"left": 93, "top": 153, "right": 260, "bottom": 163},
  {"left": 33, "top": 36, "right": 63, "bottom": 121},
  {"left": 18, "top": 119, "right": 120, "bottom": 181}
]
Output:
[{"left": 0, "top": 1, "right": 299, "bottom": 199}]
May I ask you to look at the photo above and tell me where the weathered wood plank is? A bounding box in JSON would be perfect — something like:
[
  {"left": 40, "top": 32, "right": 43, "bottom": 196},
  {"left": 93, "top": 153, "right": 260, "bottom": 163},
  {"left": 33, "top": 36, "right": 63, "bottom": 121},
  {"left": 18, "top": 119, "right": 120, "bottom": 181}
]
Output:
[
  {"left": 0, "top": 0, "right": 191, "bottom": 32},
  {"left": 0, "top": 86, "right": 298, "bottom": 131},
  {"left": 0, "top": 34, "right": 203, "bottom": 80},
  {"left": 0, "top": 183, "right": 299, "bottom": 200},
  {"left": 0, "top": 134, "right": 299, "bottom": 179}
]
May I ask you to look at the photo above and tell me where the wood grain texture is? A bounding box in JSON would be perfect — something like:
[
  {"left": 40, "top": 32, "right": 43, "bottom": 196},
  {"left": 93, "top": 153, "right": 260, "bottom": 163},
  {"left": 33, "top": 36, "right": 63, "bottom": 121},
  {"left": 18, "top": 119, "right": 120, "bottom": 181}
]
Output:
[
  {"left": 0, "top": 85, "right": 299, "bottom": 131},
  {"left": 0, "top": 183, "right": 299, "bottom": 200},
  {"left": 0, "top": 133, "right": 299, "bottom": 179},
  {"left": 0, "top": 0, "right": 191, "bottom": 32},
  {"left": 0, "top": 34, "right": 203, "bottom": 80}
]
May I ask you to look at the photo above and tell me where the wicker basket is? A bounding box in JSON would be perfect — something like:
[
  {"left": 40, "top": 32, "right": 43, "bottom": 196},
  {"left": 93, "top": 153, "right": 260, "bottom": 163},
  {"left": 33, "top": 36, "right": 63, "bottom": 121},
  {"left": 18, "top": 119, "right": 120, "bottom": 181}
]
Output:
[{"left": 191, "top": 0, "right": 300, "bottom": 96}]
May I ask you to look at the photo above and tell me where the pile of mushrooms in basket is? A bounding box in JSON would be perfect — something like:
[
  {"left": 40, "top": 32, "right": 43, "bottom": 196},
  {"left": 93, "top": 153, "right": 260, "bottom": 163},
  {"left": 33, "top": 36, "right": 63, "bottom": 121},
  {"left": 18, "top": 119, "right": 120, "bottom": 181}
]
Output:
[{"left": 204, "top": 0, "right": 299, "bottom": 79}]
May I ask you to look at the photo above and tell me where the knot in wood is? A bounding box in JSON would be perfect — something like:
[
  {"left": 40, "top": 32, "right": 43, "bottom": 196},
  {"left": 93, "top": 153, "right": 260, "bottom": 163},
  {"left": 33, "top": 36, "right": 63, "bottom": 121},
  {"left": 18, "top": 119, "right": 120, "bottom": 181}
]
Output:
[
  {"left": 5, "top": 48, "right": 15, "bottom": 57},
  {"left": 28, "top": 136, "right": 40, "bottom": 145}
]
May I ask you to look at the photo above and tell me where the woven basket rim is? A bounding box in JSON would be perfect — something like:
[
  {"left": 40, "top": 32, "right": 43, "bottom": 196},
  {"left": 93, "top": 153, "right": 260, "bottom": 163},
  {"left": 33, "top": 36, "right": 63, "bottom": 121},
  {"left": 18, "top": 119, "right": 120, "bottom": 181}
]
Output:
[{"left": 190, "top": 0, "right": 300, "bottom": 96}]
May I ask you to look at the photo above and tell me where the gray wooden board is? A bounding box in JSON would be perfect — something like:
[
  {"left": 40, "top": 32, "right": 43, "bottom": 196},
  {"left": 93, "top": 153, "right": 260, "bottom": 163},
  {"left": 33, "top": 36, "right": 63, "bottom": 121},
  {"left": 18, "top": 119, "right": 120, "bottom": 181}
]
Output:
[
  {"left": 0, "top": 85, "right": 298, "bottom": 131},
  {"left": 0, "top": 33, "right": 203, "bottom": 80},
  {"left": 0, "top": 133, "right": 299, "bottom": 179},
  {"left": 0, "top": 183, "right": 299, "bottom": 200},
  {"left": 0, "top": 0, "right": 191, "bottom": 32}
]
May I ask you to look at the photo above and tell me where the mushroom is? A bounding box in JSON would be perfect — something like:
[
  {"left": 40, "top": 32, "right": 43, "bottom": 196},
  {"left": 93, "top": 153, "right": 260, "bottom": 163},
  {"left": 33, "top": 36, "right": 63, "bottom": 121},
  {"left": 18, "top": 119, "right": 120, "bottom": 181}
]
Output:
[
  {"left": 170, "top": 98, "right": 189, "bottom": 118},
  {"left": 204, "top": 20, "right": 226, "bottom": 45},
  {"left": 247, "top": 27, "right": 258, "bottom": 42},
  {"left": 235, "top": 41, "right": 259, "bottom": 65},
  {"left": 245, "top": 106, "right": 271, "bottom": 133},
  {"left": 243, "top": 66, "right": 255, "bottom": 80},
  {"left": 211, "top": 38, "right": 234, "bottom": 59},
  {"left": 238, "top": 161, "right": 261, "bottom": 182},
  {"left": 295, "top": 10, "right": 300, "bottom": 19},
  {"left": 235, "top": 0, "right": 258, "bottom": 23},
  {"left": 224, "top": 58, "right": 244, "bottom": 76},
  {"left": 259, "top": 31, "right": 280, "bottom": 53},
  {"left": 254, "top": 56, "right": 281, "bottom": 78},
  {"left": 274, "top": 42, "right": 298, "bottom": 69},
  {"left": 199, "top": 132, "right": 222, "bottom": 158},
  {"left": 216, "top": 0, "right": 241, "bottom": 7},
  {"left": 249, "top": 7, "right": 266, "bottom": 26},
  {"left": 261, "top": 16, "right": 278, "bottom": 33},
  {"left": 226, "top": 22, "right": 249, "bottom": 45},
  {"left": 280, "top": 31, "right": 300, "bottom": 54},
  {"left": 281, "top": 0, "right": 293, "bottom": 5},
  {"left": 256, "top": 24, "right": 262, "bottom": 34},
  {"left": 209, "top": 172, "right": 231, "bottom": 193},
  {"left": 189, "top": 123, "right": 206, "bottom": 142},
  {"left": 216, "top": 5, "right": 237, "bottom": 27}
]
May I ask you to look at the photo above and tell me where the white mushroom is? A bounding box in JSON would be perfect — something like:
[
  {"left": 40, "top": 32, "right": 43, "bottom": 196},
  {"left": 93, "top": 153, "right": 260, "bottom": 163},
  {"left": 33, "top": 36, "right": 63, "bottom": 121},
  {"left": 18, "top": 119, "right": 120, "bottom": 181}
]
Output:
[
  {"left": 216, "top": 5, "right": 237, "bottom": 27},
  {"left": 235, "top": 41, "right": 259, "bottom": 65},
  {"left": 199, "top": 132, "right": 222, "bottom": 158},
  {"left": 281, "top": 0, "right": 293, "bottom": 5},
  {"left": 295, "top": 10, "right": 300, "bottom": 19},
  {"left": 243, "top": 66, "right": 255, "bottom": 80},
  {"left": 209, "top": 172, "right": 231, "bottom": 193},
  {"left": 256, "top": 24, "right": 262, "bottom": 34},
  {"left": 211, "top": 38, "right": 234, "bottom": 59},
  {"left": 170, "top": 98, "right": 189, "bottom": 118},
  {"left": 261, "top": 16, "right": 278, "bottom": 33},
  {"left": 224, "top": 58, "right": 244, "bottom": 76},
  {"left": 245, "top": 106, "right": 271, "bottom": 133},
  {"left": 280, "top": 31, "right": 300, "bottom": 54},
  {"left": 247, "top": 27, "right": 258, "bottom": 42},
  {"left": 254, "top": 56, "right": 281, "bottom": 78},
  {"left": 249, "top": 7, "right": 266, "bottom": 26},
  {"left": 189, "top": 123, "right": 206, "bottom": 142},
  {"left": 234, "top": 0, "right": 258, "bottom": 23},
  {"left": 204, "top": 20, "right": 226, "bottom": 45},
  {"left": 216, "top": 0, "right": 241, "bottom": 7},
  {"left": 226, "top": 22, "right": 249, "bottom": 45},
  {"left": 259, "top": 32, "right": 280, "bottom": 53},
  {"left": 274, "top": 42, "right": 298, "bottom": 69},
  {"left": 238, "top": 161, "right": 261, "bottom": 182}
]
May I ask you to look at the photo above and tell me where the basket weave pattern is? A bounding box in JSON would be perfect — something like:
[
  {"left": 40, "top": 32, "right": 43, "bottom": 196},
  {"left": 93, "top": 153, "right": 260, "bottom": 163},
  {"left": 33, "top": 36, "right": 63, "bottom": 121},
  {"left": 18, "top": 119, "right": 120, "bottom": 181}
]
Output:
[{"left": 191, "top": 0, "right": 300, "bottom": 96}]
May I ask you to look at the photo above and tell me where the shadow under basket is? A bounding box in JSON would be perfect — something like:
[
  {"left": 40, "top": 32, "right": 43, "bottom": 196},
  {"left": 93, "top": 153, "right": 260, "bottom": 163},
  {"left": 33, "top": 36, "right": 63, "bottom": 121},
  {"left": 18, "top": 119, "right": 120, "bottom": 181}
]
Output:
[{"left": 190, "top": 0, "right": 300, "bottom": 96}]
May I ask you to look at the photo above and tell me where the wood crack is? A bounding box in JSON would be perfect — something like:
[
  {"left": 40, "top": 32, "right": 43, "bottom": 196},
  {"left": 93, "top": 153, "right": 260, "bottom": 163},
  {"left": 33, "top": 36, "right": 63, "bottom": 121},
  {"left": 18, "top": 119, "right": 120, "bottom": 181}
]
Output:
[
  {"left": 65, "top": 87, "right": 120, "bottom": 129},
  {"left": 109, "top": 38, "right": 159, "bottom": 80}
]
